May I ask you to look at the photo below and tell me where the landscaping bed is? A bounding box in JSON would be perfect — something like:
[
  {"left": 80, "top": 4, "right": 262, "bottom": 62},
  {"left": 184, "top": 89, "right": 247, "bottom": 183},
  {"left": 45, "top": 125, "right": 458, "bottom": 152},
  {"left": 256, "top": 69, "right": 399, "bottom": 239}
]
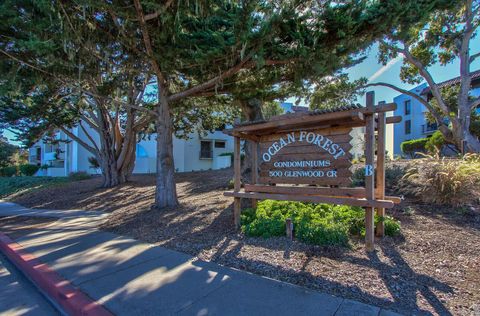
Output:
[
  {"left": 4, "top": 166, "right": 480, "bottom": 315},
  {"left": 0, "top": 176, "right": 71, "bottom": 198}
]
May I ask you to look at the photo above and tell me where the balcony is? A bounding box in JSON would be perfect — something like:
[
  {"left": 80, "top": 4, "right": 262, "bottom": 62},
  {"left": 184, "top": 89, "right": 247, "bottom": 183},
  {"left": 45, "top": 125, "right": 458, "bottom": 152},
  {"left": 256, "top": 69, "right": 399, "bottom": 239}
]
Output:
[
  {"left": 44, "top": 151, "right": 64, "bottom": 161},
  {"left": 29, "top": 155, "right": 40, "bottom": 164},
  {"left": 422, "top": 123, "right": 437, "bottom": 135}
]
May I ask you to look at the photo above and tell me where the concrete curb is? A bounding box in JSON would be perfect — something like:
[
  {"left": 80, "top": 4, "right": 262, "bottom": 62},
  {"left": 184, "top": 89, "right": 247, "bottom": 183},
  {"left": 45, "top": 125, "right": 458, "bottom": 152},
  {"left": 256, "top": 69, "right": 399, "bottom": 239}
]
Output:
[{"left": 0, "top": 232, "right": 113, "bottom": 316}]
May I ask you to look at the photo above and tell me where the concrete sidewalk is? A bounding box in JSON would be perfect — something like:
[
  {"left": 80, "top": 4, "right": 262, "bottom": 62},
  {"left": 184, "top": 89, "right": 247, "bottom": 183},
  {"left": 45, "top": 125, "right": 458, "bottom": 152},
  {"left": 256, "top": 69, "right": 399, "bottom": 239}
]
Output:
[{"left": 0, "top": 202, "right": 400, "bottom": 316}]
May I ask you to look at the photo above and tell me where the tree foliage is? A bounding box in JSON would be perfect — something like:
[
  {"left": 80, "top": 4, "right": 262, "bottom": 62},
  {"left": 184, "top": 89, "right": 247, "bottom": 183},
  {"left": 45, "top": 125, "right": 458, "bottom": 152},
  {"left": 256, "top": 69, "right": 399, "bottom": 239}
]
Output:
[
  {"left": 0, "top": 0, "right": 456, "bottom": 205},
  {"left": 309, "top": 74, "right": 367, "bottom": 110},
  {"left": 0, "top": 137, "right": 18, "bottom": 168},
  {"left": 372, "top": 0, "right": 480, "bottom": 152}
]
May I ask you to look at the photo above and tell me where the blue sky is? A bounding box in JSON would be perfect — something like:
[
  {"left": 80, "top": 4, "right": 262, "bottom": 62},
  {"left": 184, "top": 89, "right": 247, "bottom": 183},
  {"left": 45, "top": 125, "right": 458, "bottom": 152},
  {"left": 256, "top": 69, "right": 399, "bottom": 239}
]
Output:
[
  {"left": 286, "top": 41, "right": 480, "bottom": 107},
  {"left": 3, "top": 40, "right": 480, "bottom": 146},
  {"left": 344, "top": 42, "right": 480, "bottom": 105}
]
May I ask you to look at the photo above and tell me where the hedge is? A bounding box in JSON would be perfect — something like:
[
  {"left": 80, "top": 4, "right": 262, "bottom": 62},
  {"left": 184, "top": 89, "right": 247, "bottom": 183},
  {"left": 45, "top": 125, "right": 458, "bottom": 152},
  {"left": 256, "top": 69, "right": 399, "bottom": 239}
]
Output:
[{"left": 401, "top": 138, "right": 428, "bottom": 157}]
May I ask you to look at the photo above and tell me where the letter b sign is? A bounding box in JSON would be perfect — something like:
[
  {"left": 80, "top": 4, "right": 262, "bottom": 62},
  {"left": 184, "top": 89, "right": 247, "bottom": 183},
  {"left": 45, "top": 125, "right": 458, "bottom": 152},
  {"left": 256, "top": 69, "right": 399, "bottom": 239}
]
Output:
[{"left": 365, "top": 164, "right": 374, "bottom": 177}]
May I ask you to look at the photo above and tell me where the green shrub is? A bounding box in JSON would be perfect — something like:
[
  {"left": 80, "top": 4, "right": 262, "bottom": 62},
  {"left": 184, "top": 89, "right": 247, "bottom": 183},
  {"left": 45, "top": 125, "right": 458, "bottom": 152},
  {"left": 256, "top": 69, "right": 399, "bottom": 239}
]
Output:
[
  {"left": 296, "top": 219, "right": 349, "bottom": 247},
  {"left": 19, "top": 164, "right": 39, "bottom": 176},
  {"left": 0, "top": 176, "right": 69, "bottom": 197},
  {"left": 351, "top": 167, "right": 365, "bottom": 187},
  {"left": 470, "top": 120, "right": 480, "bottom": 138},
  {"left": 352, "top": 164, "right": 406, "bottom": 191},
  {"left": 385, "top": 165, "right": 406, "bottom": 191},
  {"left": 383, "top": 216, "right": 401, "bottom": 236},
  {"left": 241, "top": 200, "right": 401, "bottom": 246},
  {"left": 401, "top": 138, "right": 428, "bottom": 158},
  {"left": 0, "top": 166, "right": 18, "bottom": 177},
  {"left": 399, "top": 154, "right": 480, "bottom": 206},
  {"left": 88, "top": 156, "right": 100, "bottom": 169},
  {"left": 68, "top": 171, "right": 91, "bottom": 181},
  {"left": 425, "top": 131, "right": 445, "bottom": 154}
]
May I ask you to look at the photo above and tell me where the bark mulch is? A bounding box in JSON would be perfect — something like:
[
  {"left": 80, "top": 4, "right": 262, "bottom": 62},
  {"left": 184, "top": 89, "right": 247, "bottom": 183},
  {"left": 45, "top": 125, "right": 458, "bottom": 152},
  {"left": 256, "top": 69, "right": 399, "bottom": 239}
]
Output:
[{"left": 6, "top": 168, "right": 480, "bottom": 315}]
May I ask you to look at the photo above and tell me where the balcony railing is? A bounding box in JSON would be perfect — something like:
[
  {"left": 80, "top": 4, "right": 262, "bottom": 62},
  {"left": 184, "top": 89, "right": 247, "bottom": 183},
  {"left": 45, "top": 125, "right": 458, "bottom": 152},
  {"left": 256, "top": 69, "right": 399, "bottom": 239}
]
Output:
[
  {"left": 44, "top": 151, "right": 64, "bottom": 161},
  {"left": 29, "top": 155, "right": 40, "bottom": 163},
  {"left": 422, "top": 123, "right": 438, "bottom": 134}
]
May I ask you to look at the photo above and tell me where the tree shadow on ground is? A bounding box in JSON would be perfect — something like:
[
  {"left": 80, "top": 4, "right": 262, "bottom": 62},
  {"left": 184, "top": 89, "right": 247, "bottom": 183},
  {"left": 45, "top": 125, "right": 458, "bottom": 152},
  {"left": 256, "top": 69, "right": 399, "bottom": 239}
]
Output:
[{"left": 102, "top": 198, "right": 455, "bottom": 315}]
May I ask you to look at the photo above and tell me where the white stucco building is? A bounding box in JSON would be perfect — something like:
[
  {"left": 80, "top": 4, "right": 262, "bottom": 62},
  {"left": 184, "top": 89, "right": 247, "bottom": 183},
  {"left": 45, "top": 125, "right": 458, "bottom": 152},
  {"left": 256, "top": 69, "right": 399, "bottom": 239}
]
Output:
[{"left": 29, "top": 125, "right": 234, "bottom": 177}]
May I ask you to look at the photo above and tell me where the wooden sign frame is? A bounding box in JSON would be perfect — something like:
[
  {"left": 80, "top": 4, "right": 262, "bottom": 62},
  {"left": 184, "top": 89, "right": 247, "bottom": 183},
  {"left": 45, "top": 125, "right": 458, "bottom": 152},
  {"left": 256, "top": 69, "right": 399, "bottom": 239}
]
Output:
[{"left": 224, "top": 92, "right": 402, "bottom": 251}]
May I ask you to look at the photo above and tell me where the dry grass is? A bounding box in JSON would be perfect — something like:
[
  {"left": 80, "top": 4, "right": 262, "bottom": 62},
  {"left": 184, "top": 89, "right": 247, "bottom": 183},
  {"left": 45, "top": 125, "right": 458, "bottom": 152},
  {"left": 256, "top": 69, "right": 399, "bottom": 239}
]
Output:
[
  {"left": 398, "top": 155, "right": 480, "bottom": 206},
  {"left": 5, "top": 167, "right": 480, "bottom": 315}
]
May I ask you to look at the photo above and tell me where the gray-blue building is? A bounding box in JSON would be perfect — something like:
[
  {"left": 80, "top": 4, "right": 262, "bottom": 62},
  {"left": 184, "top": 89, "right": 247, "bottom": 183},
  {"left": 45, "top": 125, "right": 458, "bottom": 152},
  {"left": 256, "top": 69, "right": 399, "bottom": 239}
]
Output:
[
  {"left": 392, "top": 83, "right": 431, "bottom": 156},
  {"left": 393, "top": 70, "right": 480, "bottom": 157}
]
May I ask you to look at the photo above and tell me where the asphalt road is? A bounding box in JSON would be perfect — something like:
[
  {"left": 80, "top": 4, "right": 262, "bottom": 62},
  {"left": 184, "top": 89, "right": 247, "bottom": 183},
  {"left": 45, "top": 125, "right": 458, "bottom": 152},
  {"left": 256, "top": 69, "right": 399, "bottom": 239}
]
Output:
[{"left": 0, "top": 253, "right": 59, "bottom": 316}]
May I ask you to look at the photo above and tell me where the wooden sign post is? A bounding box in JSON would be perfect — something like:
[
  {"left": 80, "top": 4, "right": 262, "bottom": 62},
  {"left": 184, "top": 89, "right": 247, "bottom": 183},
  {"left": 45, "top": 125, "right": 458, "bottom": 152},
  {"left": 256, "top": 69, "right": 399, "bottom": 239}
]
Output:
[{"left": 224, "top": 93, "right": 401, "bottom": 251}]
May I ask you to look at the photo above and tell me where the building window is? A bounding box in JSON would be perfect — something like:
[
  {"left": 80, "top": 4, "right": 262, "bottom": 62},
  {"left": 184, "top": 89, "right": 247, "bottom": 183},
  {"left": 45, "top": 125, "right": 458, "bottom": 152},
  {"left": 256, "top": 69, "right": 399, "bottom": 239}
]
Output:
[
  {"left": 214, "top": 141, "right": 226, "bottom": 148},
  {"left": 136, "top": 144, "right": 148, "bottom": 158},
  {"left": 404, "top": 100, "right": 411, "bottom": 115},
  {"left": 200, "top": 141, "right": 213, "bottom": 159},
  {"left": 405, "top": 119, "right": 411, "bottom": 135}
]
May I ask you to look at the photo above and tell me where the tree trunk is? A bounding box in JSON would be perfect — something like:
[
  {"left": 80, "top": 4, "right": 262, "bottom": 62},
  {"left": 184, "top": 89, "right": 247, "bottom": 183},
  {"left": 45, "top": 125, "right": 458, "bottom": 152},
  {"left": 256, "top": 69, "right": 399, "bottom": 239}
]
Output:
[
  {"left": 154, "top": 93, "right": 178, "bottom": 208},
  {"left": 95, "top": 108, "right": 138, "bottom": 188},
  {"left": 238, "top": 98, "right": 264, "bottom": 182},
  {"left": 451, "top": 116, "right": 480, "bottom": 153}
]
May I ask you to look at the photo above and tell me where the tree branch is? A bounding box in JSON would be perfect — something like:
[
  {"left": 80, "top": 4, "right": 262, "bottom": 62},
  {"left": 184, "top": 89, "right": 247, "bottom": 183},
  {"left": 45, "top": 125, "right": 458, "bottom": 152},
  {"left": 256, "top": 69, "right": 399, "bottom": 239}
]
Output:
[
  {"left": 400, "top": 46, "right": 450, "bottom": 115},
  {"left": 458, "top": 0, "right": 475, "bottom": 113},
  {"left": 168, "top": 54, "right": 257, "bottom": 103},
  {"left": 364, "top": 82, "right": 446, "bottom": 124},
  {"left": 144, "top": 0, "right": 174, "bottom": 21},
  {"left": 470, "top": 96, "right": 480, "bottom": 110},
  {"left": 133, "top": 0, "right": 167, "bottom": 87},
  {"left": 59, "top": 126, "right": 98, "bottom": 156},
  {"left": 470, "top": 52, "right": 480, "bottom": 63},
  {"left": 79, "top": 88, "right": 158, "bottom": 117},
  {"left": 79, "top": 121, "right": 100, "bottom": 153}
]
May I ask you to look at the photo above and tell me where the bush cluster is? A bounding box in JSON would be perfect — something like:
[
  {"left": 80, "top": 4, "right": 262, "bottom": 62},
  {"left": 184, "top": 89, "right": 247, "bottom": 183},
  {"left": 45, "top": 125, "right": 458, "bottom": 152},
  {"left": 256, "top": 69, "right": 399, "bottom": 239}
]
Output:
[
  {"left": 0, "top": 176, "right": 69, "bottom": 198},
  {"left": 0, "top": 165, "right": 18, "bottom": 177},
  {"left": 68, "top": 171, "right": 91, "bottom": 180},
  {"left": 398, "top": 154, "right": 480, "bottom": 206},
  {"left": 19, "top": 164, "right": 40, "bottom": 176},
  {"left": 0, "top": 164, "right": 40, "bottom": 177},
  {"left": 351, "top": 164, "right": 406, "bottom": 191},
  {"left": 241, "top": 200, "right": 401, "bottom": 247},
  {"left": 401, "top": 138, "right": 428, "bottom": 157},
  {"left": 424, "top": 131, "right": 445, "bottom": 154}
]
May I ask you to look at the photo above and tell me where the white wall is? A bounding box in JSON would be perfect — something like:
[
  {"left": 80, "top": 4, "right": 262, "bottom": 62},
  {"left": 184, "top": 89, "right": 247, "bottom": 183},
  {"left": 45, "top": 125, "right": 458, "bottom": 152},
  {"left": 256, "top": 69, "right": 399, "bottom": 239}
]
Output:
[
  {"left": 75, "top": 124, "right": 101, "bottom": 175},
  {"left": 28, "top": 123, "right": 235, "bottom": 177},
  {"left": 182, "top": 130, "right": 233, "bottom": 172}
]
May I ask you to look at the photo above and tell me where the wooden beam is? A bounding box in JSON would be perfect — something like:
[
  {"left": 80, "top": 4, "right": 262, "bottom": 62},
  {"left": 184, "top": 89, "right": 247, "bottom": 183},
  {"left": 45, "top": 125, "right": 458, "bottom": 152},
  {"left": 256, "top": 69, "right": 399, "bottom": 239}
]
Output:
[
  {"left": 233, "top": 136, "right": 241, "bottom": 228},
  {"left": 386, "top": 116, "right": 402, "bottom": 124},
  {"left": 231, "top": 109, "right": 364, "bottom": 134},
  {"left": 361, "top": 102, "right": 396, "bottom": 114},
  {"left": 364, "top": 91, "right": 376, "bottom": 251},
  {"left": 251, "top": 141, "right": 258, "bottom": 208},
  {"left": 243, "top": 184, "right": 401, "bottom": 203},
  {"left": 224, "top": 191, "right": 395, "bottom": 209},
  {"left": 233, "top": 132, "right": 260, "bottom": 142}
]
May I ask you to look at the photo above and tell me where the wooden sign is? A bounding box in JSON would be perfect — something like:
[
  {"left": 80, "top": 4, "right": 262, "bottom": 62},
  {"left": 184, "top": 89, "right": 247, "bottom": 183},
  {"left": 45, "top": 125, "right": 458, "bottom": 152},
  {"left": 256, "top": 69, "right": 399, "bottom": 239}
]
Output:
[
  {"left": 258, "top": 127, "right": 353, "bottom": 186},
  {"left": 223, "top": 95, "right": 402, "bottom": 252}
]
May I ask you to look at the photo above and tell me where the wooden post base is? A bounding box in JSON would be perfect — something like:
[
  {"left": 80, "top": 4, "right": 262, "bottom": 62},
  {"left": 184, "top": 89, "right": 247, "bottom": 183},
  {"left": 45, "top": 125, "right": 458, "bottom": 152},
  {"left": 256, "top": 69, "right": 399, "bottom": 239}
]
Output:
[
  {"left": 375, "top": 208, "right": 385, "bottom": 237},
  {"left": 234, "top": 197, "right": 241, "bottom": 229},
  {"left": 365, "top": 207, "right": 375, "bottom": 251}
]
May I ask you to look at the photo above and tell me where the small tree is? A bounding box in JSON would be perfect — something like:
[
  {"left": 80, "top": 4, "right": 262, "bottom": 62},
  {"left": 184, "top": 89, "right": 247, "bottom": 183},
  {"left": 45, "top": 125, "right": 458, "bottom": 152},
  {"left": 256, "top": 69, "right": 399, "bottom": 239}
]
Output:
[
  {"left": 366, "top": 0, "right": 480, "bottom": 152},
  {"left": 0, "top": 137, "right": 18, "bottom": 168}
]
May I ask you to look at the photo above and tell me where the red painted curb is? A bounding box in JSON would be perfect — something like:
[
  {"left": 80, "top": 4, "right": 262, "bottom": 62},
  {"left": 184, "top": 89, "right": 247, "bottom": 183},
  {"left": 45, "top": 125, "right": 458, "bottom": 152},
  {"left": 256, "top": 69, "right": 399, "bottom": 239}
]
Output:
[{"left": 0, "top": 232, "right": 113, "bottom": 316}]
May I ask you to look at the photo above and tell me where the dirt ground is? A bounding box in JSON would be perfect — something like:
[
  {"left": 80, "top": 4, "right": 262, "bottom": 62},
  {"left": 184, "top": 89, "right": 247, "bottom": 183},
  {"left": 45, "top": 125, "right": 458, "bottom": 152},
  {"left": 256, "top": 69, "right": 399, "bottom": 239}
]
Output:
[{"left": 6, "top": 168, "right": 480, "bottom": 315}]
